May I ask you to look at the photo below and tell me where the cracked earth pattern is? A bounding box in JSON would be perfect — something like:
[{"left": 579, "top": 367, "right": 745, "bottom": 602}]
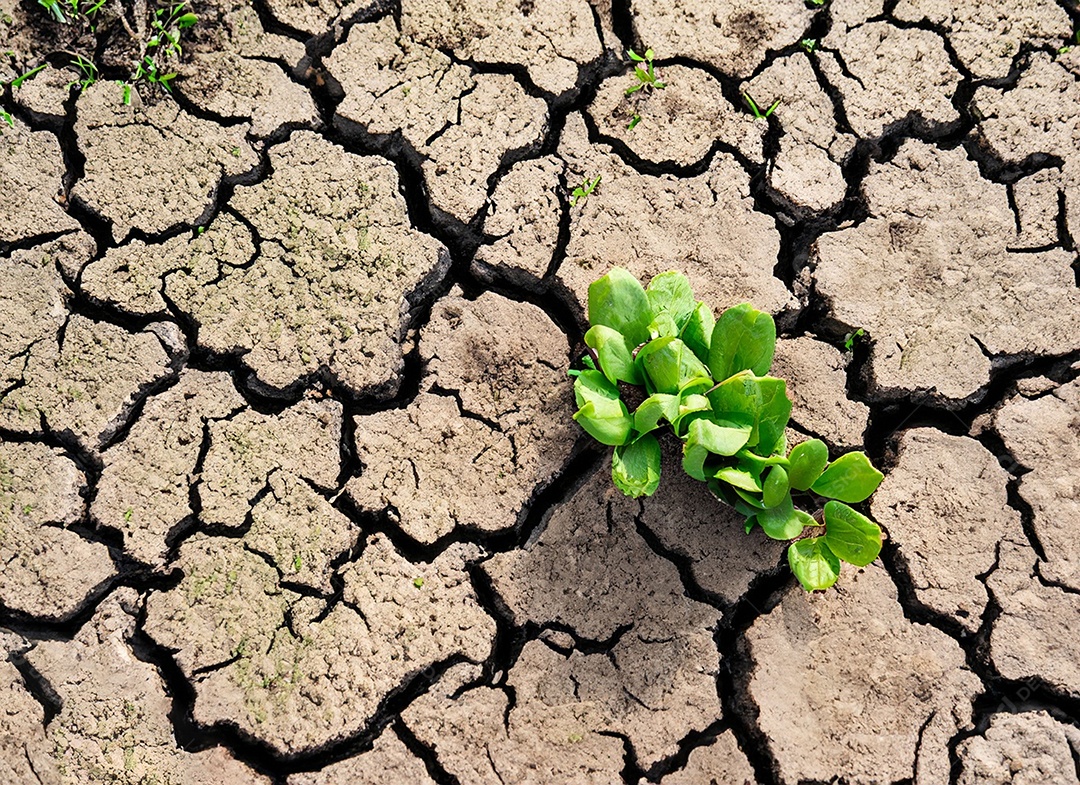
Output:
[{"left": 1, "top": 0, "right": 1079, "bottom": 782}]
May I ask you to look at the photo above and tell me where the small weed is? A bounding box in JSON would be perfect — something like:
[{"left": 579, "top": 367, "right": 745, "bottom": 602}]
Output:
[
  {"left": 843, "top": 328, "right": 865, "bottom": 352},
  {"left": 572, "top": 268, "right": 886, "bottom": 592},
  {"left": 800, "top": 38, "right": 818, "bottom": 53},
  {"left": 0, "top": 110, "right": 13, "bottom": 130},
  {"left": 626, "top": 48, "right": 666, "bottom": 95},
  {"left": 116, "top": 80, "right": 132, "bottom": 104},
  {"left": 292, "top": 554, "right": 302, "bottom": 572},
  {"left": 147, "top": 3, "right": 198, "bottom": 58},
  {"left": 628, "top": 114, "right": 641, "bottom": 131},
  {"left": 123, "top": 507, "right": 134, "bottom": 522},
  {"left": 67, "top": 54, "right": 97, "bottom": 91},
  {"left": 412, "top": 577, "right": 424, "bottom": 589},
  {"left": 134, "top": 55, "right": 176, "bottom": 92},
  {"left": 570, "top": 175, "right": 601, "bottom": 207},
  {"left": 10, "top": 63, "right": 47, "bottom": 89},
  {"left": 21, "top": 503, "right": 34, "bottom": 515},
  {"left": 37, "top": 0, "right": 105, "bottom": 25},
  {"left": 806, "top": 0, "right": 826, "bottom": 6},
  {"left": 743, "top": 91, "right": 781, "bottom": 119},
  {"left": 1059, "top": 30, "right": 1080, "bottom": 55}
]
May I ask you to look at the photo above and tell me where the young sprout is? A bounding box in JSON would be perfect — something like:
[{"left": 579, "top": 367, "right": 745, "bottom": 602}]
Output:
[
  {"left": 38, "top": 0, "right": 67, "bottom": 23},
  {"left": 626, "top": 48, "right": 666, "bottom": 95},
  {"left": 570, "top": 175, "right": 601, "bottom": 207},
  {"left": 0, "top": 109, "right": 13, "bottom": 129},
  {"left": 1058, "top": 30, "right": 1080, "bottom": 55},
  {"left": 67, "top": 54, "right": 98, "bottom": 91},
  {"left": 843, "top": 328, "right": 865, "bottom": 352},
  {"left": 743, "top": 91, "right": 781, "bottom": 119},
  {"left": 9, "top": 63, "right": 47, "bottom": 89},
  {"left": 116, "top": 80, "right": 132, "bottom": 105},
  {"left": 800, "top": 38, "right": 818, "bottom": 53},
  {"left": 806, "top": 0, "right": 826, "bottom": 6},
  {"left": 628, "top": 114, "right": 641, "bottom": 131}
]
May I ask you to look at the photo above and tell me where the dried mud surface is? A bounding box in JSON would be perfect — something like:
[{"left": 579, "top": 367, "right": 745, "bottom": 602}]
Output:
[{"left": 1, "top": 0, "right": 1079, "bottom": 782}]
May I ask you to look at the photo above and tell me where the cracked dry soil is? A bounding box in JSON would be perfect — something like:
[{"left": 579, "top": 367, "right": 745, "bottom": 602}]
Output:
[{"left": 2, "top": 0, "right": 1080, "bottom": 782}]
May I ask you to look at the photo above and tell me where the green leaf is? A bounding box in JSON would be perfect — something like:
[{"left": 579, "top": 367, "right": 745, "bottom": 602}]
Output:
[
  {"left": 687, "top": 416, "right": 753, "bottom": 457},
  {"left": 823, "top": 501, "right": 882, "bottom": 566},
  {"left": 811, "top": 452, "right": 884, "bottom": 503},
  {"left": 671, "top": 392, "right": 711, "bottom": 434},
  {"left": 648, "top": 311, "right": 680, "bottom": 340},
  {"left": 646, "top": 271, "right": 695, "bottom": 331},
  {"left": 573, "top": 371, "right": 633, "bottom": 446},
  {"left": 627, "top": 48, "right": 645, "bottom": 61},
  {"left": 707, "top": 372, "right": 791, "bottom": 455},
  {"left": 762, "top": 465, "right": 789, "bottom": 508},
  {"left": 708, "top": 303, "right": 777, "bottom": 381},
  {"left": 612, "top": 433, "right": 662, "bottom": 498},
  {"left": 787, "top": 439, "right": 829, "bottom": 491},
  {"left": 733, "top": 487, "right": 765, "bottom": 510},
  {"left": 756, "top": 495, "right": 803, "bottom": 540},
  {"left": 634, "top": 393, "right": 680, "bottom": 435},
  {"left": 176, "top": 11, "right": 197, "bottom": 27},
  {"left": 788, "top": 538, "right": 840, "bottom": 591},
  {"left": 639, "top": 337, "right": 711, "bottom": 395},
  {"left": 587, "top": 268, "right": 652, "bottom": 348},
  {"left": 585, "top": 325, "right": 641, "bottom": 385},
  {"left": 714, "top": 466, "right": 762, "bottom": 493},
  {"left": 679, "top": 301, "right": 715, "bottom": 365},
  {"left": 573, "top": 398, "right": 632, "bottom": 445}
]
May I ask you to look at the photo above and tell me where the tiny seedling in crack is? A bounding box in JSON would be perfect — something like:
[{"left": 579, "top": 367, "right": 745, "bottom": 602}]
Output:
[
  {"left": 806, "top": 0, "right": 826, "bottom": 6},
  {"left": 800, "top": 38, "right": 818, "bottom": 53},
  {"left": 412, "top": 577, "right": 425, "bottom": 589},
  {"left": 743, "top": 91, "right": 781, "bottom": 119},
  {"left": 570, "top": 268, "right": 886, "bottom": 592},
  {"left": 570, "top": 175, "right": 601, "bottom": 207},
  {"left": 843, "top": 328, "right": 865, "bottom": 352},
  {"left": 626, "top": 48, "right": 666, "bottom": 95},
  {"left": 1059, "top": 30, "right": 1080, "bottom": 55},
  {"left": 9, "top": 63, "right": 47, "bottom": 89},
  {"left": 628, "top": 113, "right": 641, "bottom": 131},
  {"left": 67, "top": 54, "right": 98, "bottom": 91}
]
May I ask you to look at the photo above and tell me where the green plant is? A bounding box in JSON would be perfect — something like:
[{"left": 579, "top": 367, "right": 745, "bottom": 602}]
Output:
[
  {"left": 147, "top": 3, "right": 198, "bottom": 58},
  {"left": 626, "top": 48, "right": 666, "bottom": 95},
  {"left": 570, "top": 175, "right": 601, "bottom": 207},
  {"left": 37, "top": 0, "right": 105, "bottom": 25},
  {"left": 800, "top": 38, "right": 818, "bottom": 53},
  {"left": 67, "top": 54, "right": 97, "bottom": 91},
  {"left": 0, "top": 110, "right": 13, "bottom": 129},
  {"left": 9, "top": 63, "right": 47, "bottom": 88},
  {"left": 570, "top": 268, "right": 885, "bottom": 591},
  {"left": 743, "top": 91, "right": 781, "bottom": 119},
  {"left": 1059, "top": 30, "right": 1080, "bottom": 55},
  {"left": 806, "top": 0, "right": 826, "bottom": 6},
  {"left": 843, "top": 328, "right": 865, "bottom": 352},
  {"left": 628, "top": 114, "right": 641, "bottom": 131}
]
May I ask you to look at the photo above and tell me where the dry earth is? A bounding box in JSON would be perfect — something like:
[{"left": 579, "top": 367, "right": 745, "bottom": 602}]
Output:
[{"left": 1, "top": 0, "right": 1080, "bottom": 782}]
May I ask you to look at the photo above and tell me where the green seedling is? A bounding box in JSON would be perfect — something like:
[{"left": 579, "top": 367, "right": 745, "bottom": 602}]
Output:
[
  {"left": 571, "top": 268, "right": 886, "bottom": 591},
  {"left": 628, "top": 114, "right": 641, "bottom": 131},
  {"left": 67, "top": 55, "right": 97, "bottom": 91},
  {"left": 1059, "top": 30, "right": 1080, "bottom": 55},
  {"left": 147, "top": 3, "right": 198, "bottom": 57},
  {"left": 843, "top": 328, "right": 865, "bottom": 351},
  {"left": 800, "top": 38, "right": 818, "bottom": 53},
  {"left": 37, "top": 0, "right": 67, "bottom": 22},
  {"left": 0, "top": 110, "right": 13, "bottom": 129},
  {"left": 743, "top": 92, "right": 781, "bottom": 119},
  {"left": 570, "top": 175, "right": 601, "bottom": 207},
  {"left": 116, "top": 80, "right": 131, "bottom": 105},
  {"left": 626, "top": 48, "right": 666, "bottom": 95},
  {"left": 38, "top": 0, "right": 105, "bottom": 24},
  {"left": 806, "top": 0, "right": 826, "bottom": 6},
  {"left": 412, "top": 577, "right": 425, "bottom": 589},
  {"left": 9, "top": 63, "right": 47, "bottom": 88},
  {"left": 134, "top": 55, "right": 176, "bottom": 91}
]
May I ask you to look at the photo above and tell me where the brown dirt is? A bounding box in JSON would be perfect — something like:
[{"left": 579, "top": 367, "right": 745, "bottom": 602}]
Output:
[{"left": 1, "top": 0, "right": 1079, "bottom": 782}]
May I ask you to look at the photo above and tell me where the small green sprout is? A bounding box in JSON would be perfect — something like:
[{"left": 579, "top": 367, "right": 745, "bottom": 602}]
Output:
[
  {"left": 37, "top": 0, "right": 67, "bottom": 23},
  {"left": 147, "top": 3, "right": 198, "bottom": 58},
  {"left": 116, "top": 81, "right": 132, "bottom": 105},
  {"left": 571, "top": 268, "right": 886, "bottom": 592},
  {"left": 806, "top": 0, "right": 826, "bottom": 6},
  {"left": 412, "top": 577, "right": 425, "bottom": 589},
  {"left": 843, "top": 328, "right": 865, "bottom": 352},
  {"left": 21, "top": 503, "right": 34, "bottom": 515},
  {"left": 134, "top": 56, "right": 177, "bottom": 92},
  {"left": 0, "top": 110, "right": 12, "bottom": 129},
  {"left": 10, "top": 64, "right": 47, "bottom": 89},
  {"left": 123, "top": 507, "right": 134, "bottom": 522},
  {"left": 800, "top": 38, "right": 818, "bottom": 53},
  {"left": 292, "top": 554, "right": 302, "bottom": 572},
  {"left": 1058, "top": 30, "right": 1080, "bottom": 55},
  {"left": 570, "top": 175, "right": 601, "bottom": 207},
  {"left": 626, "top": 48, "right": 666, "bottom": 95},
  {"left": 67, "top": 55, "right": 98, "bottom": 91},
  {"left": 743, "top": 91, "right": 781, "bottom": 119},
  {"left": 628, "top": 114, "right": 641, "bottom": 131}
]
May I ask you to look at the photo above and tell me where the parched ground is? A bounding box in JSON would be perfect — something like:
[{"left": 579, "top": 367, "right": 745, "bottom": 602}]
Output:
[{"left": 2, "top": 0, "right": 1080, "bottom": 782}]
